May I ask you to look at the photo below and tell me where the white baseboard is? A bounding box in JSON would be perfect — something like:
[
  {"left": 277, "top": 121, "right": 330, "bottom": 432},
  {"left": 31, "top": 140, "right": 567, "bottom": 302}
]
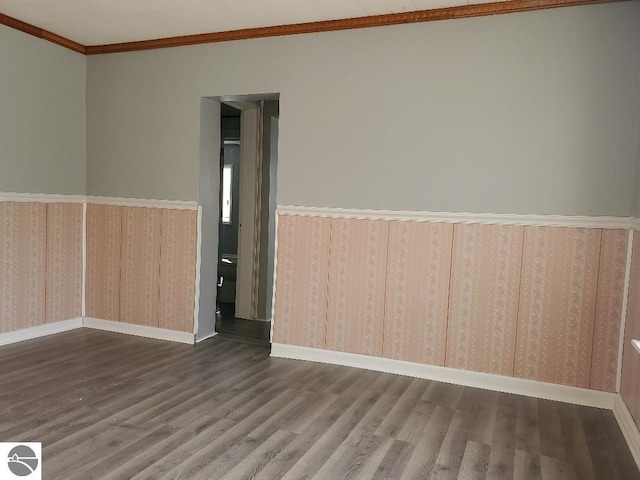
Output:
[
  {"left": 196, "top": 331, "right": 218, "bottom": 343},
  {"left": 83, "top": 317, "right": 195, "bottom": 344},
  {"left": 0, "top": 318, "right": 83, "bottom": 346},
  {"left": 271, "top": 343, "right": 616, "bottom": 409},
  {"left": 613, "top": 395, "right": 640, "bottom": 469}
]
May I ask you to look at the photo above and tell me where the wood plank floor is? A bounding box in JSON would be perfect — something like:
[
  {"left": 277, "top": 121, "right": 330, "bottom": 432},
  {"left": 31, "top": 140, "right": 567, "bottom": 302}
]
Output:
[
  {"left": 0, "top": 329, "right": 638, "bottom": 480},
  {"left": 215, "top": 304, "right": 271, "bottom": 346}
]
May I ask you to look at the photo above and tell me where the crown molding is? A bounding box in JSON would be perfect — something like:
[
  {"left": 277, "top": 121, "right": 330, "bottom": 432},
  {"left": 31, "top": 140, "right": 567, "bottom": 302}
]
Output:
[
  {"left": 84, "top": 0, "right": 623, "bottom": 55},
  {"left": 0, "top": 0, "right": 627, "bottom": 56},
  {"left": 0, "top": 12, "right": 85, "bottom": 54}
]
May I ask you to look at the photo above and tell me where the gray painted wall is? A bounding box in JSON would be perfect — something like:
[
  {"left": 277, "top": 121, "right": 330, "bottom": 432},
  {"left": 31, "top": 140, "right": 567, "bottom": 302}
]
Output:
[
  {"left": 86, "top": 3, "right": 640, "bottom": 216},
  {"left": 196, "top": 98, "right": 220, "bottom": 340},
  {"left": 0, "top": 25, "right": 86, "bottom": 195},
  {"left": 257, "top": 101, "right": 279, "bottom": 320},
  {"left": 265, "top": 113, "right": 279, "bottom": 319}
]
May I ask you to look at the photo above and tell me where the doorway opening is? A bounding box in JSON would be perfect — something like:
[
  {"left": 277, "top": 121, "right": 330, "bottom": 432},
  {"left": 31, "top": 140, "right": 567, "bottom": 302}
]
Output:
[
  {"left": 216, "top": 104, "right": 241, "bottom": 321},
  {"left": 198, "top": 95, "right": 279, "bottom": 345}
]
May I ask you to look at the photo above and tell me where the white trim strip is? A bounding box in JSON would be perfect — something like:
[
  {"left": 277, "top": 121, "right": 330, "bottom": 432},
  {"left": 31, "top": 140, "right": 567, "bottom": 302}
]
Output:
[
  {"left": 195, "top": 332, "right": 218, "bottom": 343},
  {"left": 633, "top": 339, "right": 640, "bottom": 355},
  {"left": 0, "top": 192, "right": 198, "bottom": 210},
  {"left": 269, "top": 213, "right": 279, "bottom": 344},
  {"left": 618, "top": 229, "right": 635, "bottom": 392},
  {"left": 0, "top": 192, "right": 85, "bottom": 203},
  {"left": 0, "top": 318, "right": 83, "bottom": 346},
  {"left": 81, "top": 202, "right": 87, "bottom": 318},
  {"left": 193, "top": 206, "right": 203, "bottom": 336},
  {"left": 83, "top": 317, "right": 195, "bottom": 344},
  {"left": 277, "top": 205, "right": 632, "bottom": 229},
  {"left": 85, "top": 196, "right": 198, "bottom": 210},
  {"left": 271, "top": 343, "right": 616, "bottom": 409},
  {"left": 613, "top": 395, "right": 640, "bottom": 470},
  {"left": 0, "top": 194, "right": 636, "bottom": 226}
]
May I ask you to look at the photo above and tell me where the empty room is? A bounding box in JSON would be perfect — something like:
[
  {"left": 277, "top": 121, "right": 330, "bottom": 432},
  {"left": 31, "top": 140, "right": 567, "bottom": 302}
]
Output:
[{"left": 1, "top": 0, "right": 640, "bottom": 478}]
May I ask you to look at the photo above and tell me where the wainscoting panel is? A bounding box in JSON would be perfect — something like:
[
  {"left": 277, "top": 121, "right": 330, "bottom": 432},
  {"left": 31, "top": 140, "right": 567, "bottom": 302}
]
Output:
[
  {"left": 621, "top": 233, "right": 640, "bottom": 427},
  {"left": 591, "top": 229, "right": 629, "bottom": 392},
  {"left": 0, "top": 195, "right": 197, "bottom": 338},
  {"left": 85, "top": 204, "right": 121, "bottom": 321},
  {"left": 326, "top": 218, "right": 388, "bottom": 356},
  {"left": 272, "top": 215, "right": 331, "bottom": 349},
  {"left": 272, "top": 210, "right": 640, "bottom": 402},
  {"left": 445, "top": 224, "right": 524, "bottom": 376},
  {"left": 383, "top": 221, "right": 453, "bottom": 365},
  {"left": 45, "top": 203, "right": 83, "bottom": 323},
  {"left": 159, "top": 209, "right": 198, "bottom": 333},
  {"left": 0, "top": 203, "right": 46, "bottom": 333},
  {"left": 86, "top": 202, "right": 199, "bottom": 334},
  {"left": 120, "top": 207, "right": 161, "bottom": 327},
  {"left": 515, "top": 227, "right": 602, "bottom": 388}
]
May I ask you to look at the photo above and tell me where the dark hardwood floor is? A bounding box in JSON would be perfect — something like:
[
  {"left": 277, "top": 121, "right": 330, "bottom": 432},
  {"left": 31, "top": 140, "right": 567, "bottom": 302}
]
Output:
[
  {"left": 215, "top": 302, "right": 271, "bottom": 346},
  {"left": 0, "top": 329, "right": 638, "bottom": 479}
]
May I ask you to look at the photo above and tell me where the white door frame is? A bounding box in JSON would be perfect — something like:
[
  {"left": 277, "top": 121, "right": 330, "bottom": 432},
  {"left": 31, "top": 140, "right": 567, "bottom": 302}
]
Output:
[
  {"left": 235, "top": 105, "right": 262, "bottom": 320},
  {"left": 196, "top": 97, "right": 221, "bottom": 341}
]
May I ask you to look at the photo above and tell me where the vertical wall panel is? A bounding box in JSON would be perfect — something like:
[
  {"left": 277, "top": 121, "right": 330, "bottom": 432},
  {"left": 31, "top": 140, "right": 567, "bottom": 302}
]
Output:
[
  {"left": 590, "top": 229, "right": 628, "bottom": 392},
  {"left": 120, "top": 207, "right": 161, "bottom": 327},
  {"left": 634, "top": 368, "right": 640, "bottom": 427},
  {"left": 85, "top": 204, "right": 121, "bottom": 321},
  {"left": 621, "top": 233, "right": 640, "bottom": 427},
  {"left": 45, "top": 203, "right": 83, "bottom": 323},
  {"left": 0, "top": 202, "right": 46, "bottom": 333},
  {"left": 446, "top": 224, "right": 524, "bottom": 376},
  {"left": 515, "top": 227, "right": 601, "bottom": 388},
  {"left": 326, "top": 218, "right": 388, "bottom": 357},
  {"left": 273, "top": 215, "right": 331, "bottom": 348},
  {"left": 159, "top": 209, "right": 197, "bottom": 333},
  {"left": 383, "top": 221, "right": 453, "bottom": 365}
]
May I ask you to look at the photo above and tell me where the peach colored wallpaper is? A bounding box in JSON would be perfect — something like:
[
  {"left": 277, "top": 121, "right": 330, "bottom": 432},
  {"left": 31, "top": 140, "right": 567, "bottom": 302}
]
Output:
[
  {"left": 383, "top": 221, "right": 453, "bottom": 366},
  {"left": 0, "top": 200, "right": 194, "bottom": 337},
  {"left": 45, "top": 203, "right": 83, "bottom": 323},
  {"left": 621, "top": 233, "right": 640, "bottom": 427},
  {"left": 85, "top": 204, "right": 121, "bottom": 321},
  {"left": 515, "top": 227, "right": 601, "bottom": 388},
  {"left": 274, "top": 214, "right": 634, "bottom": 394},
  {"left": 85, "top": 203, "right": 198, "bottom": 333},
  {"left": 326, "top": 218, "right": 388, "bottom": 356},
  {"left": 446, "top": 224, "right": 524, "bottom": 376},
  {"left": 159, "top": 209, "right": 197, "bottom": 333},
  {"left": 120, "top": 207, "right": 161, "bottom": 327},
  {"left": 591, "top": 229, "right": 628, "bottom": 392},
  {"left": 273, "top": 215, "right": 331, "bottom": 349},
  {"left": 0, "top": 203, "right": 46, "bottom": 333}
]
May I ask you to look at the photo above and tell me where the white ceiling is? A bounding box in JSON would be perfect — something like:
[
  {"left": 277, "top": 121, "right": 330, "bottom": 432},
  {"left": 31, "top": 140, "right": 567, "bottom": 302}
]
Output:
[{"left": 0, "top": 0, "right": 503, "bottom": 46}]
